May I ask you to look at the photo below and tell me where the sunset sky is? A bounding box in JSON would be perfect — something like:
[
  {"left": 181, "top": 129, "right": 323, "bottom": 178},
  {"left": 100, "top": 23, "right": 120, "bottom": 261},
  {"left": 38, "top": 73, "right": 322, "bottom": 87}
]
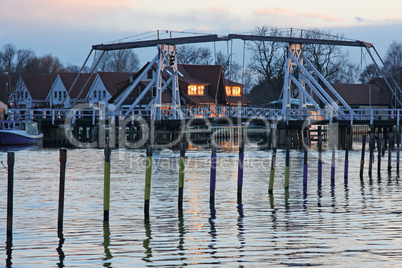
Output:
[{"left": 1, "top": 0, "right": 402, "bottom": 67}]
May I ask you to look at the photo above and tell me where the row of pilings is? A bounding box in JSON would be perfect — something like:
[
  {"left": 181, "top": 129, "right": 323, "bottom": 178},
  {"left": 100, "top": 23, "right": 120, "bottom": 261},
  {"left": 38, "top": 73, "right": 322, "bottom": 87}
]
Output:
[{"left": 37, "top": 117, "right": 397, "bottom": 150}]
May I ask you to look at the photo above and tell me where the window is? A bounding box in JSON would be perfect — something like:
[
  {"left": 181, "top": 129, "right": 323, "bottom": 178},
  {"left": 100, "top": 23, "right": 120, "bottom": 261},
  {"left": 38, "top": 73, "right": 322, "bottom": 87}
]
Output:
[
  {"left": 188, "top": 85, "right": 205, "bottom": 95},
  {"left": 94, "top": 91, "right": 97, "bottom": 98},
  {"left": 147, "top": 70, "right": 153, "bottom": 79},
  {"left": 63, "top": 92, "right": 67, "bottom": 98},
  {"left": 54, "top": 91, "right": 58, "bottom": 99},
  {"left": 225, "top": 86, "right": 242, "bottom": 96},
  {"left": 103, "top": 91, "right": 106, "bottom": 98},
  {"left": 25, "top": 91, "right": 28, "bottom": 99}
]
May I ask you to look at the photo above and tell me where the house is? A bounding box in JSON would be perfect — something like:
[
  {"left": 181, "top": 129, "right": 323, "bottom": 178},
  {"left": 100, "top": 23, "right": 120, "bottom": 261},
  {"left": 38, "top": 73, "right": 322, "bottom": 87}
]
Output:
[
  {"left": 46, "top": 73, "right": 95, "bottom": 108},
  {"left": 109, "top": 63, "right": 250, "bottom": 111},
  {"left": 85, "top": 72, "right": 130, "bottom": 106},
  {"left": 12, "top": 74, "right": 57, "bottom": 108},
  {"left": 317, "top": 83, "right": 391, "bottom": 111},
  {"left": 178, "top": 64, "right": 250, "bottom": 107}
]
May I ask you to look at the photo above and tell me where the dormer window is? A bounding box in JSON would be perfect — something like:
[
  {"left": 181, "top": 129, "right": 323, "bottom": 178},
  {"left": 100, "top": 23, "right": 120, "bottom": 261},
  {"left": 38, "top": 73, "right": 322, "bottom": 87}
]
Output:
[
  {"left": 226, "top": 86, "right": 242, "bottom": 96},
  {"left": 188, "top": 85, "right": 205, "bottom": 95}
]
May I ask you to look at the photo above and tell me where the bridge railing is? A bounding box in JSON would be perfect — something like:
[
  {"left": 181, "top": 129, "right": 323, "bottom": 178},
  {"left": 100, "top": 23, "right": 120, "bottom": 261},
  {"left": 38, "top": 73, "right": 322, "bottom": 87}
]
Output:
[{"left": 4, "top": 107, "right": 402, "bottom": 125}]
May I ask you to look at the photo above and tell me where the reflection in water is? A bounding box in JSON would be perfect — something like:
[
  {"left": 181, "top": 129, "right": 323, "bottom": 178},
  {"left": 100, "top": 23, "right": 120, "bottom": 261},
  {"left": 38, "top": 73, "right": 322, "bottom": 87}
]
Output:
[
  {"left": 236, "top": 204, "right": 245, "bottom": 265},
  {"left": 208, "top": 204, "right": 217, "bottom": 258},
  {"left": 2, "top": 145, "right": 402, "bottom": 267},
  {"left": 103, "top": 222, "right": 113, "bottom": 267},
  {"left": 142, "top": 219, "right": 153, "bottom": 263},
  {"left": 6, "top": 238, "right": 12, "bottom": 268},
  {"left": 56, "top": 230, "right": 65, "bottom": 268},
  {"left": 269, "top": 193, "right": 277, "bottom": 230},
  {"left": 177, "top": 212, "right": 186, "bottom": 261}
]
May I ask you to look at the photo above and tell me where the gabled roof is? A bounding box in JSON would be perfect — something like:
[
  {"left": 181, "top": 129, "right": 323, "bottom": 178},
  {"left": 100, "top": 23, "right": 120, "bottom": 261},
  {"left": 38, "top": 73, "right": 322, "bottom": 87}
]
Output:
[
  {"left": 224, "top": 79, "right": 251, "bottom": 105},
  {"left": 21, "top": 73, "right": 57, "bottom": 100},
  {"left": 58, "top": 73, "right": 96, "bottom": 99},
  {"left": 314, "top": 83, "right": 391, "bottom": 107},
  {"left": 96, "top": 72, "right": 130, "bottom": 96},
  {"left": 178, "top": 64, "right": 225, "bottom": 104}
]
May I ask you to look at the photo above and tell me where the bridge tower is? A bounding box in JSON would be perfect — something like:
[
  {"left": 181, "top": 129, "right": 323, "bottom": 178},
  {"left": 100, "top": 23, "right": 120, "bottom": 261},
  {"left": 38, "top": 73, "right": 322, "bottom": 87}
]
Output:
[{"left": 153, "top": 44, "right": 181, "bottom": 120}]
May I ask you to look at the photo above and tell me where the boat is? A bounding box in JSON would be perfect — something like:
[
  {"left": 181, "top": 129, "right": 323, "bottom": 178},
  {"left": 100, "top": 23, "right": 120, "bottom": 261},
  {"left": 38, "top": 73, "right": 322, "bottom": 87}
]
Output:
[{"left": 0, "top": 120, "right": 43, "bottom": 145}]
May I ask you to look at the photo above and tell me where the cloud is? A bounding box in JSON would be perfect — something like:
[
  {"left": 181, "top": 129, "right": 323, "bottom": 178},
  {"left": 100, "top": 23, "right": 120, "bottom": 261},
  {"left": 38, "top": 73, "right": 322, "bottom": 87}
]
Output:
[
  {"left": 298, "top": 13, "right": 342, "bottom": 22},
  {"left": 0, "top": 0, "right": 132, "bottom": 27},
  {"left": 253, "top": 7, "right": 295, "bottom": 16}
]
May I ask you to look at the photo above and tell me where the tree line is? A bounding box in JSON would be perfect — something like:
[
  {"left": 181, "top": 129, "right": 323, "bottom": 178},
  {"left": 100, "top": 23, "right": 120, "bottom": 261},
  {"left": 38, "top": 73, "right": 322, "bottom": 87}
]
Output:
[
  {"left": 1, "top": 26, "right": 401, "bottom": 99},
  {"left": 0, "top": 44, "right": 140, "bottom": 75}
]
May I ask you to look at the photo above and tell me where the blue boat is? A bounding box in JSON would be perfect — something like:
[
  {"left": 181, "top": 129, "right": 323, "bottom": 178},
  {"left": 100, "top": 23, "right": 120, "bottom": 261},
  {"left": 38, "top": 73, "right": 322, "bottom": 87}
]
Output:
[{"left": 0, "top": 120, "right": 43, "bottom": 145}]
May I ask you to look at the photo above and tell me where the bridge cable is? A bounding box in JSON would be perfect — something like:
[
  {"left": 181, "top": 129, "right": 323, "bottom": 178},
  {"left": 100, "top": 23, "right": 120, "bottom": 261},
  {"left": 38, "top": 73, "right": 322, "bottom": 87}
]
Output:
[{"left": 60, "top": 49, "right": 94, "bottom": 106}]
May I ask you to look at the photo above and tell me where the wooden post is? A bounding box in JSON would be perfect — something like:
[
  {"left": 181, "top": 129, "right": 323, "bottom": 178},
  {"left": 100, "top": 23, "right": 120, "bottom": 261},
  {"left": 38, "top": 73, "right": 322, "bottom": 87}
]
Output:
[
  {"left": 397, "top": 132, "right": 401, "bottom": 175},
  {"left": 318, "top": 136, "right": 323, "bottom": 186},
  {"left": 378, "top": 133, "right": 382, "bottom": 178},
  {"left": 144, "top": 145, "right": 152, "bottom": 219},
  {"left": 104, "top": 145, "right": 111, "bottom": 222},
  {"left": 360, "top": 135, "right": 367, "bottom": 177},
  {"left": 284, "top": 137, "right": 290, "bottom": 189},
  {"left": 388, "top": 133, "right": 392, "bottom": 174},
  {"left": 210, "top": 143, "right": 217, "bottom": 204},
  {"left": 344, "top": 135, "right": 349, "bottom": 184},
  {"left": 331, "top": 135, "right": 336, "bottom": 187},
  {"left": 7, "top": 152, "right": 15, "bottom": 241},
  {"left": 58, "top": 148, "right": 67, "bottom": 233},
  {"left": 178, "top": 142, "right": 186, "bottom": 208},
  {"left": 268, "top": 132, "right": 277, "bottom": 194},
  {"left": 303, "top": 137, "right": 308, "bottom": 187},
  {"left": 368, "top": 133, "right": 374, "bottom": 178},
  {"left": 237, "top": 141, "right": 245, "bottom": 203}
]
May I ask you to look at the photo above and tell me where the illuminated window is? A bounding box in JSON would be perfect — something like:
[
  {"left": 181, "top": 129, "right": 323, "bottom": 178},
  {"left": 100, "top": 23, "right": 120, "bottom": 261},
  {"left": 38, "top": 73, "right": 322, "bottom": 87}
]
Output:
[
  {"left": 226, "top": 86, "right": 242, "bottom": 96},
  {"left": 188, "top": 85, "right": 205, "bottom": 95}
]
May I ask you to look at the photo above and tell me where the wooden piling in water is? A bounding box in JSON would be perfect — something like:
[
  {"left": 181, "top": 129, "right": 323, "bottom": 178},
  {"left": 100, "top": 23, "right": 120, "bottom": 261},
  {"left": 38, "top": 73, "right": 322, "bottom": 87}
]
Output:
[
  {"left": 284, "top": 137, "right": 290, "bottom": 189},
  {"left": 318, "top": 136, "right": 323, "bottom": 186},
  {"left": 103, "top": 145, "right": 111, "bottom": 222},
  {"left": 331, "top": 135, "right": 336, "bottom": 186},
  {"left": 388, "top": 133, "right": 392, "bottom": 174},
  {"left": 397, "top": 132, "right": 400, "bottom": 175},
  {"left": 303, "top": 137, "right": 308, "bottom": 187},
  {"left": 210, "top": 143, "right": 217, "bottom": 205},
  {"left": 344, "top": 135, "right": 350, "bottom": 184},
  {"left": 237, "top": 141, "right": 245, "bottom": 203},
  {"left": 268, "top": 133, "right": 277, "bottom": 194},
  {"left": 178, "top": 142, "right": 186, "bottom": 208},
  {"left": 369, "top": 133, "right": 374, "bottom": 178},
  {"left": 360, "top": 135, "right": 366, "bottom": 177},
  {"left": 378, "top": 133, "right": 382, "bottom": 177},
  {"left": 144, "top": 145, "right": 152, "bottom": 219},
  {"left": 7, "top": 152, "right": 15, "bottom": 241},
  {"left": 58, "top": 148, "right": 67, "bottom": 233}
]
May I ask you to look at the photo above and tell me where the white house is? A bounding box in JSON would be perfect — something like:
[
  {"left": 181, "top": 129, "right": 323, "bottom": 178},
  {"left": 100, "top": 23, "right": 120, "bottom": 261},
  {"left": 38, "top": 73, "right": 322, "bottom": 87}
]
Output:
[
  {"left": 12, "top": 74, "right": 56, "bottom": 108},
  {"left": 46, "top": 73, "right": 96, "bottom": 108},
  {"left": 85, "top": 72, "right": 130, "bottom": 107}
]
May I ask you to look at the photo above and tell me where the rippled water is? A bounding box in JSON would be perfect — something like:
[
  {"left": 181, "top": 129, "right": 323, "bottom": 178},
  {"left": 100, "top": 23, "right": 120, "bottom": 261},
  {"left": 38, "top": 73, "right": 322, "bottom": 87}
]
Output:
[{"left": 1, "top": 143, "right": 402, "bottom": 267}]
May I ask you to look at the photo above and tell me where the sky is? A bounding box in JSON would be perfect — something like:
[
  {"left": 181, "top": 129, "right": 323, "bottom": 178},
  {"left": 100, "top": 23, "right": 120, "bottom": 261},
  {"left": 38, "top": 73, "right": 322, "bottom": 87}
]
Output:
[{"left": 1, "top": 0, "right": 402, "bottom": 68}]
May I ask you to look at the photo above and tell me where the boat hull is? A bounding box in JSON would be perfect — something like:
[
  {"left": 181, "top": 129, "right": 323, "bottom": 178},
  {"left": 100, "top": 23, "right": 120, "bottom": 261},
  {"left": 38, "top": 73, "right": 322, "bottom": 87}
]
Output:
[{"left": 0, "top": 131, "right": 43, "bottom": 145}]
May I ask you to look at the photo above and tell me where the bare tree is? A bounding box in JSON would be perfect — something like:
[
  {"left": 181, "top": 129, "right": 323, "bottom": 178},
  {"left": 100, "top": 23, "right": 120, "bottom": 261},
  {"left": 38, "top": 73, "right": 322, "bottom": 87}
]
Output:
[
  {"left": 98, "top": 50, "right": 139, "bottom": 72},
  {"left": 15, "top": 48, "right": 35, "bottom": 74},
  {"left": 302, "top": 29, "right": 355, "bottom": 83},
  {"left": 215, "top": 51, "right": 241, "bottom": 81},
  {"left": 177, "top": 45, "right": 212, "bottom": 65},
  {"left": 383, "top": 40, "right": 402, "bottom": 87},
  {"left": 247, "top": 26, "right": 288, "bottom": 102},
  {"left": 24, "top": 54, "right": 65, "bottom": 73},
  {"left": 359, "top": 63, "right": 380, "bottom": 83},
  {"left": 0, "top": 43, "right": 17, "bottom": 72}
]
